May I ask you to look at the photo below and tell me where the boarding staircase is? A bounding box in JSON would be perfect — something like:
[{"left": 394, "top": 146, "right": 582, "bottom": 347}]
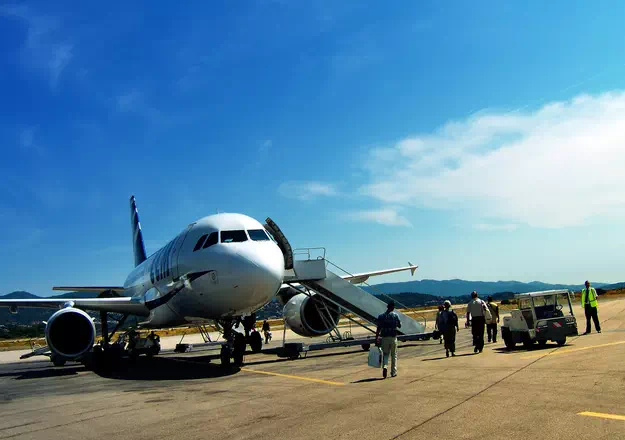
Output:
[
  {"left": 265, "top": 217, "right": 426, "bottom": 338},
  {"left": 284, "top": 256, "right": 425, "bottom": 336}
]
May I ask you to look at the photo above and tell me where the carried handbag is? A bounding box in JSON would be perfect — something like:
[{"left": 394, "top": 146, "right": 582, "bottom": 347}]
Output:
[
  {"left": 432, "top": 329, "right": 441, "bottom": 340},
  {"left": 482, "top": 301, "right": 493, "bottom": 322},
  {"left": 367, "top": 346, "right": 382, "bottom": 368}
]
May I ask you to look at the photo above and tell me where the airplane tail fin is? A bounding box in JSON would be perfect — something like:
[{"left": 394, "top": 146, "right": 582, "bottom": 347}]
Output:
[{"left": 130, "top": 196, "right": 147, "bottom": 267}]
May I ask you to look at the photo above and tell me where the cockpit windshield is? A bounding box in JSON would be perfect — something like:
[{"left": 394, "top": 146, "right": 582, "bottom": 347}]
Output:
[
  {"left": 221, "top": 230, "right": 248, "bottom": 243},
  {"left": 248, "top": 229, "right": 270, "bottom": 241}
]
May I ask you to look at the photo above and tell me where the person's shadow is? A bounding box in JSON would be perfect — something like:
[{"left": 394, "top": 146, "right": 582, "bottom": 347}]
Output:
[
  {"left": 352, "top": 377, "right": 385, "bottom": 384},
  {"left": 421, "top": 353, "right": 477, "bottom": 361}
]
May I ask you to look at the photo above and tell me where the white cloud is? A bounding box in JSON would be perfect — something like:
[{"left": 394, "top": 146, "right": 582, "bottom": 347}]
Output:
[
  {"left": 260, "top": 139, "right": 272, "bottom": 152},
  {"left": 474, "top": 223, "right": 518, "bottom": 232},
  {"left": 18, "top": 127, "right": 45, "bottom": 155},
  {"left": 49, "top": 43, "right": 73, "bottom": 87},
  {"left": 0, "top": 5, "right": 73, "bottom": 88},
  {"left": 20, "top": 127, "right": 35, "bottom": 149},
  {"left": 278, "top": 181, "right": 339, "bottom": 201},
  {"left": 345, "top": 207, "right": 412, "bottom": 227},
  {"left": 116, "top": 89, "right": 142, "bottom": 112},
  {"left": 361, "top": 91, "right": 625, "bottom": 228}
]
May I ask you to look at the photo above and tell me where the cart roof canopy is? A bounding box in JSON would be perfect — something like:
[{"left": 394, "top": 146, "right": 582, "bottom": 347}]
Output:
[{"left": 514, "top": 289, "right": 571, "bottom": 299}]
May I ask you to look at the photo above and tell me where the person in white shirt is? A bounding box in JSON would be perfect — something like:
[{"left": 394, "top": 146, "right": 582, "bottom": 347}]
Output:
[{"left": 466, "top": 291, "right": 490, "bottom": 353}]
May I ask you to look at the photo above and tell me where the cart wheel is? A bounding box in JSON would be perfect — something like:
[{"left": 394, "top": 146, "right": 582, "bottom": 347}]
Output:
[
  {"left": 522, "top": 334, "right": 535, "bottom": 350},
  {"left": 361, "top": 344, "right": 370, "bottom": 352},
  {"left": 504, "top": 338, "right": 516, "bottom": 350},
  {"left": 556, "top": 338, "right": 566, "bottom": 347},
  {"left": 538, "top": 340, "right": 547, "bottom": 347}
]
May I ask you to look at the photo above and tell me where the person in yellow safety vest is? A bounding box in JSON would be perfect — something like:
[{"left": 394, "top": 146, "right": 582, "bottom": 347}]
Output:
[{"left": 581, "top": 280, "right": 601, "bottom": 335}]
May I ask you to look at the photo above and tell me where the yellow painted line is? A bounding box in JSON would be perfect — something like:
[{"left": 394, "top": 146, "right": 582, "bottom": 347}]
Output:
[
  {"left": 578, "top": 411, "right": 625, "bottom": 421},
  {"left": 521, "top": 340, "right": 625, "bottom": 359},
  {"left": 240, "top": 368, "right": 345, "bottom": 386}
]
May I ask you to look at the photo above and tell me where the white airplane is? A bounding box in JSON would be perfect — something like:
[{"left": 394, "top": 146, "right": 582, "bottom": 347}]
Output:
[{"left": 0, "top": 196, "right": 416, "bottom": 367}]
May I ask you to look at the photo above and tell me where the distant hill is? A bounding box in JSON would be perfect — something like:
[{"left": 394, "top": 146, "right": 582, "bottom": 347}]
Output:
[
  {"left": 598, "top": 282, "right": 625, "bottom": 291},
  {"left": 0, "top": 291, "right": 39, "bottom": 300},
  {"left": 373, "top": 291, "right": 517, "bottom": 309},
  {"left": 0, "top": 291, "right": 99, "bottom": 326},
  {"left": 364, "top": 279, "right": 603, "bottom": 297},
  {"left": 2, "top": 278, "right": 622, "bottom": 325}
]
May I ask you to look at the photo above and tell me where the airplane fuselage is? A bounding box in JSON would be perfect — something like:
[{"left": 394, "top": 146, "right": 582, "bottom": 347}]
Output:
[{"left": 123, "top": 213, "right": 285, "bottom": 327}]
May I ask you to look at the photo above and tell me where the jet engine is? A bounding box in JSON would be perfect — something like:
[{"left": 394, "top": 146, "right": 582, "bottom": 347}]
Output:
[
  {"left": 45, "top": 307, "right": 96, "bottom": 361},
  {"left": 283, "top": 293, "right": 341, "bottom": 337}
]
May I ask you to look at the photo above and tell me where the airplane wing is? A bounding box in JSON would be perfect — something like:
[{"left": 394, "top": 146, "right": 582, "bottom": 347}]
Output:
[
  {"left": 52, "top": 286, "right": 125, "bottom": 293},
  {"left": 341, "top": 262, "right": 418, "bottom": 284},
  {"left": 0, "top": 297, "right": 150, "bottom": 316},
  {"left": 282, "top": 263, "right": 418, "bottom": 288},
  {"left": 0, "top": 271, "right": 212, "bottom": 317}
]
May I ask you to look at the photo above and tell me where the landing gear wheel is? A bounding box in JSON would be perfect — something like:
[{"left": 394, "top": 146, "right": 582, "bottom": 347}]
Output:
[
  {"left": 556, "top": 338, "right": 566, "bottom": 347},
  {"left": 233, "top": 333, "right": 246, "bottom": 366},
  {"left": 51, "top": 355, "right": 66, "bottom": 367},
  {"left": 362, "top": 344, "right": 370, "bottom": 352},
  {"left": 220, "top": 345, "right": 231, "bottom": 368},
  {"left": 249, "top": 331, "right": 262, "bottom": 353},
  {"left": 146, "top": 344, "right": 161, "bottom": 358}
]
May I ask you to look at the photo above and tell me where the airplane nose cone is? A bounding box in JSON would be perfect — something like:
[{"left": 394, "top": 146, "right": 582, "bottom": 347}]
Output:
[{"left": 238, "top": 245, "right": 285, "bottom": 297}]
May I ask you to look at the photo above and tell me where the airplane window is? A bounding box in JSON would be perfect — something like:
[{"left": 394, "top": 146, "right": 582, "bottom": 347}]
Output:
[
  {"left": 221, "top": 230, "right": 248, "bottom": 243},
  {"left": 193, "top": 234, "right": 208, "bottom": 251},
  {"left": 203, "top": 232, "right": 218, "bottom": 248},
  {"left": 248, "top": 229, "right": 270, "bottom": 241}
]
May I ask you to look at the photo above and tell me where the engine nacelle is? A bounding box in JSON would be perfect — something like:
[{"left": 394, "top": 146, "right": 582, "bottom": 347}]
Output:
[
  {"left": 283, "top": 293, "right": 340, "bottom": 337},
  {"left": 45, "top": 308, "right": 96, "bottom": 360}
]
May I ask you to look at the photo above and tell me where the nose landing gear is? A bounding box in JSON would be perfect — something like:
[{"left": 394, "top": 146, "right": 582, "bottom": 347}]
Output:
[{"left": 219, "top": 314, "right": 263, "bottom": 368}]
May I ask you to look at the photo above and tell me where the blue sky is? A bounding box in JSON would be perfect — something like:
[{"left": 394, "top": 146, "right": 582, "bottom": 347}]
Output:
[{"left": 2, "top": 1, "right": 625, "bottom": 296}]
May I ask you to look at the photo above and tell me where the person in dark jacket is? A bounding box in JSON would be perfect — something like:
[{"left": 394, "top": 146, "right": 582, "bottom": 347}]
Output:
[
  {"left": 262, "top": 319, "right": 272, "bottom": 344},
  {"left": 439, "top": 300, "right": 459, "bottom": 357}
]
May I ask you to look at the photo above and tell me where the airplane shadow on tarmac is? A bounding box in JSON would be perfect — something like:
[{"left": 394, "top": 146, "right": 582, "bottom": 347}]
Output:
[
  {"left": 0, "top": 365, "right": 83, "bottom": 381},
  {"left": 242, "top": 348, "right": 364, "bottom": 367},
  {"left": 92, "top": 356, "right": 240, "bottom": 381},
  {"left": 2, "top": 356, "right": 240, "bottom": 382}
]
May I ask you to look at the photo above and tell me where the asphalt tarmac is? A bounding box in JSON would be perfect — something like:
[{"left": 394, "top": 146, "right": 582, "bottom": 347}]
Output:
[{"left": 1, "top": 299, "right": 624, "bottom": 440}]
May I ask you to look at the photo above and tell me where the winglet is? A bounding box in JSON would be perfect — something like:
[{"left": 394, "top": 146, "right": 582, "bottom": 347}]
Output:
[{"left": 409, "top": 262, "right": 417, "bottom": 276}]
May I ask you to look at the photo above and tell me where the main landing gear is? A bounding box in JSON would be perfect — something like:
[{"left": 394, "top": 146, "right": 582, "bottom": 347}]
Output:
[
  {"left": 83, "top": 312, "right": 160, "bottom": 370},
  {"left": 219, "top": 314, "right": 263, "bottom": 368}
]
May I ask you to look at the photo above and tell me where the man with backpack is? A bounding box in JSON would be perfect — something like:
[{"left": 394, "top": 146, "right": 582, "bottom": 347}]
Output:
[{"left": 486, "top": 296, "right": 500, "bottom": 343}]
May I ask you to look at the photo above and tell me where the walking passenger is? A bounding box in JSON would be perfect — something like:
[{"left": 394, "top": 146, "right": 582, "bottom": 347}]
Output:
[
  {"left": 581, "top": 280, "right": 601, "bottom": 334},
  {"left": 262, "top": 319, "right": 272, "bottom": 344},
  {"left": 440, "top": 300, "right": 459, "bottom": 357},
  {"left": 466, "top": 291, "right": 490, "bottom": 353},
  {"left": 375, "top": 300, "right": 401, "bottom": 379},
  {"left": 486, "top": 296, "right": 500, "bottom": 343}
]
